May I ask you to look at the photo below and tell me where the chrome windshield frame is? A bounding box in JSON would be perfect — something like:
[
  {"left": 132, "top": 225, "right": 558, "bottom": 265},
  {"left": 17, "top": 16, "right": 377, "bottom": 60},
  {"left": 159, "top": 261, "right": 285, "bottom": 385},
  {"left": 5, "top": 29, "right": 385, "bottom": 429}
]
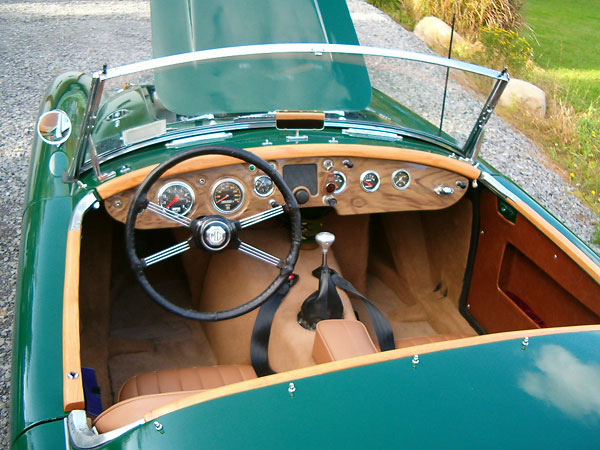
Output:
[{"left": 68, "top": 43, "right": 509, "bottom": 181}]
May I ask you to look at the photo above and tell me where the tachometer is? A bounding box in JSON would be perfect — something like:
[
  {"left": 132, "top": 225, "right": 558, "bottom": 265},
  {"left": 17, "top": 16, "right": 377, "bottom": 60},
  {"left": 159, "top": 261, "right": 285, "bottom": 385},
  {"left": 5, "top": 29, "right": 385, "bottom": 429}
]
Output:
[
  {"left": 360, "top": 170, "right": 380, "bottom": 192},
  {"left": 392, "top": 169, "right": 410, "bottom": 190},
  {"left": 157, "top": 181, "right": 195, "bottom": 216},
  {"left": 211, "top": 178, "right": 245, "bottom": 214}
]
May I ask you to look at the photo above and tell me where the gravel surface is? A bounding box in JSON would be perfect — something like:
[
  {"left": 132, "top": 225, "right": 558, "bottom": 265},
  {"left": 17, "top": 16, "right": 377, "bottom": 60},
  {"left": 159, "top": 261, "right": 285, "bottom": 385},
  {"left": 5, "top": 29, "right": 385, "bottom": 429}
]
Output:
[{"left": 0, "top": 0, "right": 597, "bottom": 446}]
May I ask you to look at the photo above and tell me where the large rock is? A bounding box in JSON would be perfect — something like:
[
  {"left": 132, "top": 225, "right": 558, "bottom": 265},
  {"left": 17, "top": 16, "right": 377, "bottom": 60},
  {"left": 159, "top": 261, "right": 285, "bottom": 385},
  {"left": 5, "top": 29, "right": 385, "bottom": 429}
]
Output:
[
  {"left": 414, "top": 16, "right": 466, "bottom": 54},
  {"left": 498, "top": 78, "right": 547, "bottom": 118}
]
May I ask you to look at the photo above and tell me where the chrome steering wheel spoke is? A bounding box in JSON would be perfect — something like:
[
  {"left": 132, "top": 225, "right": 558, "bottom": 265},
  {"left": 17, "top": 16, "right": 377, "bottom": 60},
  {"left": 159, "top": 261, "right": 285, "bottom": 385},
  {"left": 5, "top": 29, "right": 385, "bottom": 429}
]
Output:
[
  {"left": 141, "top": 239, "right": 192, "bottom": 267},
  {"left": 145, "top": 201, "right": 193, "bottom": 228},
  {"left": 237, "top": 241, "right": 283, "bottom": 268},
  {"left": 237, "top": 204, "right": 284, "bottom": 229}
]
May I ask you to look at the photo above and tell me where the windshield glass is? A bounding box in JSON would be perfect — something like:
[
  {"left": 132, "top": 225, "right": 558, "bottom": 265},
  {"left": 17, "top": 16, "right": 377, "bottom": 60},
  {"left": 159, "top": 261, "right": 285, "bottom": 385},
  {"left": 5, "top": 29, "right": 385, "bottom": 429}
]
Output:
[{"left": 84, "top": 45, "right": 505, "bottom": 169}]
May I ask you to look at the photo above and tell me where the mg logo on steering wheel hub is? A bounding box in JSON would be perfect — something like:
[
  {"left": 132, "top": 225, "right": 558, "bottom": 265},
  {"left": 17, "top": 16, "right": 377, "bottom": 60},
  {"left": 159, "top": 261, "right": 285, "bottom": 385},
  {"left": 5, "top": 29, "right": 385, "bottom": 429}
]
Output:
[
  {"left": 199, "top": 219, "right": 231, "bottom": 251},
  {"left": 205, "top": 225, "right": 226, "bottom": 246}
]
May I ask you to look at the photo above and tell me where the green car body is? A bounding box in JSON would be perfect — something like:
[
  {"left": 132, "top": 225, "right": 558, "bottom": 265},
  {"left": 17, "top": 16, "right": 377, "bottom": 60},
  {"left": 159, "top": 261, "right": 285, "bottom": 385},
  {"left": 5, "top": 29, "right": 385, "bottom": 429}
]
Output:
[{"left": 11, "top": 1, "right": 600, "bottom": 448}]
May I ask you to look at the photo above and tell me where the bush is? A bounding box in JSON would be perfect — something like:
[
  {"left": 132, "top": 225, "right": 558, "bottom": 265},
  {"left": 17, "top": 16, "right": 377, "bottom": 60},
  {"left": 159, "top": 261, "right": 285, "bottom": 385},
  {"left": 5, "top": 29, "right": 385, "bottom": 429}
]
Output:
[{"left": 477, "top": 27, "right": 533, "bottom": 74}]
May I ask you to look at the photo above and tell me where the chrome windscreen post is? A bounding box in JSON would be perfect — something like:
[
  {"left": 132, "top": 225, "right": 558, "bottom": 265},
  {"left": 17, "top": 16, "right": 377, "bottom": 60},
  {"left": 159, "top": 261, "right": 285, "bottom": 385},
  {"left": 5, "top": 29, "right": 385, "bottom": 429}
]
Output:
[
  {"left": 462, "top": 68, "right": 510, "bottom": 162},
  {"left": 67, "top": 68, "right": 107, "bottom": 182}
]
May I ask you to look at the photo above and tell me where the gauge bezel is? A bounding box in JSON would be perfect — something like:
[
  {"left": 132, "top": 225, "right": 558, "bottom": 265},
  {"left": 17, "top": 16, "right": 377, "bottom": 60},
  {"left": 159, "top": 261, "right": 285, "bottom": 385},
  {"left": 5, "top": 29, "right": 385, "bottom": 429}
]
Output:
[
  {"left": 391, "top": 169, "right": 411, "bottom": 191},
  {"left": 333, "top": 170, "right": 347, "bottom": 194},
  {"left": 359, "top": 170, "right": 380, "bottom": 193},
  {"left": 156, "top": 180, "right": 196, "bottom": 216},
  {"left": 253, "top": 175, "right": 275, "bottom": 197},
  {"left": 210, "top": 177, "right": 246, "bottom": 214}
]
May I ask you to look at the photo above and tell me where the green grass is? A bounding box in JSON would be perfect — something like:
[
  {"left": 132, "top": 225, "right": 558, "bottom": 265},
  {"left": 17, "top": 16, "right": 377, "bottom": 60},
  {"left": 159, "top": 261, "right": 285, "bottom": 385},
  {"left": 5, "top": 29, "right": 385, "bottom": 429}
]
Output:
[
  {"left": 523, "top": 0, "right": 600, "bottom": 110},
  {"left": 521, "top": 0, "right": 600, "bottom": 214}
]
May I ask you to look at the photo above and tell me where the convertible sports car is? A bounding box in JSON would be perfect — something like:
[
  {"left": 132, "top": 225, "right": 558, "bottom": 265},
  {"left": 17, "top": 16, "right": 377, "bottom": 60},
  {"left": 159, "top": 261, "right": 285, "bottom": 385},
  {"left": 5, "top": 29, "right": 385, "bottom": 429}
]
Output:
[{"left": 11, "top": 0, "right": 600, "bottom": 448}]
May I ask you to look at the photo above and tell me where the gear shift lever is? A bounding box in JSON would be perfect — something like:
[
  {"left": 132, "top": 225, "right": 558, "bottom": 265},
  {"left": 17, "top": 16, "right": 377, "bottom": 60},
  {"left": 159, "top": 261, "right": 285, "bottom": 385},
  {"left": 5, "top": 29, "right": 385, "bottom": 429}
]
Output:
[
  {"left": 298, "top": 232, "right": 344, "bottom": 329},
  {"left": 317, "top": 232, "right": 335, "bottom": 265}
]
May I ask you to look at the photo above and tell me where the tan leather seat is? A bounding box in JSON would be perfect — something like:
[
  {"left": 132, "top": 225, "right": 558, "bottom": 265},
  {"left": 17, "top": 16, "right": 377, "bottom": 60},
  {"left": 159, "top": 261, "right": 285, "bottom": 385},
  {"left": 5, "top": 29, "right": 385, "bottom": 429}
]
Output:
[
  {"left": 94, "top": 365, "right": 256, "bottom": 433},
  {"left": 118, "top": 365, "right": 257, "bottom": 401}
]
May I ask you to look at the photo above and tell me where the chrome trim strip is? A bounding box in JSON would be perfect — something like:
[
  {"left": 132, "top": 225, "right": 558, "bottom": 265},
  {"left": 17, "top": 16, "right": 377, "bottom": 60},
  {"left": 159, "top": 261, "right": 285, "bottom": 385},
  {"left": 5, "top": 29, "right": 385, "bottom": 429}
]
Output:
[
  {"left": 479, "top": 172, "right": 521, "bottom": 203},
  {"left": 66, "top": 410, "right": 143, "bottom": 449},
  {"left": 165, "top": 132, "right": 232, "bottom": 148},
  {"left": 342, "top": 128, "right": 403, "bottom": 142},
  {"left": 238, "top": 205, "right": 284, "bottom": 229},
  {"left": 68, "top": 192, "right": 100, "bottom": 231},
  {"left": 238, "top": 242, "right": 283, "bottom": 267},
  {"left": 97, "top": 44, "right": 507, "bottom": 80}
]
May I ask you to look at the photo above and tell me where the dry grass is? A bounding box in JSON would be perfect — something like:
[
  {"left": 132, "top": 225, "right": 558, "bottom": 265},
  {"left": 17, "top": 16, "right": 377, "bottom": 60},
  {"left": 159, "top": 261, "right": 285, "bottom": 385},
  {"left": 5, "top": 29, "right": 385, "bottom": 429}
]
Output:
[{"left": 375, "top": 0, "right": 522, "bottom": 37}]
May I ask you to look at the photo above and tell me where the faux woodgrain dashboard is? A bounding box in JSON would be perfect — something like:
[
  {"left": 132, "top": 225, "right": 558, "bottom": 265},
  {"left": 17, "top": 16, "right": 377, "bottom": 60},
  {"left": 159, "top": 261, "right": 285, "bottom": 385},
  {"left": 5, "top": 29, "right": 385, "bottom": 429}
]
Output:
[{"left": 104, "top": 155, "right": 470, "bottom": 229}]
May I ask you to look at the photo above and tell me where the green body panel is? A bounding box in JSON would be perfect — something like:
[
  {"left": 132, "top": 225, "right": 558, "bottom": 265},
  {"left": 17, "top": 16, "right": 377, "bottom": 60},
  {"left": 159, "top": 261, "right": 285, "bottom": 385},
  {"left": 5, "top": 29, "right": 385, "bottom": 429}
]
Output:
[
  {"left": 150, "top": 0, "right": 371, "bottom": 115},
  {"left": 101, "top": 332, "right": 600, "bottom": 449},
  {"left": 11, "top": 198, "right": 73, "bottom": 442},
  {"left": 11, "top": 72, "right": 89, "bottom": 443},
  {"left": 12, "top": 420, "right": 66, "bottom": 450}
]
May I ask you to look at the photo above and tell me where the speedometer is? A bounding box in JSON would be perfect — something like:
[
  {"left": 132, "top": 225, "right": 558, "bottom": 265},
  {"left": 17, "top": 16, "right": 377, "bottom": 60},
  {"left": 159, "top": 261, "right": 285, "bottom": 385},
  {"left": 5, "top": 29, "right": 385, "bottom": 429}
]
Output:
[
  {"left": 211, "top": 178, "right": 245, "bottom": 214},
  {"left": 157, "top": 181, "right": 195, "bottom": 216}
]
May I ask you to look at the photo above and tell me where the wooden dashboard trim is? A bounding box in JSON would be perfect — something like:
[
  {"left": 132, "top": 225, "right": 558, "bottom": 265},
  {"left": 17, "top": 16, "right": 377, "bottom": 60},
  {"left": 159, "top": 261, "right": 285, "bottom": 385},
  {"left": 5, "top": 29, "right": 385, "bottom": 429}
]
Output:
[
  {"left": 63, "top": 229, "right": 85, "bottom": 412},
  {"left": 96, "top": 145, "right": 480, "bottom": 199},
  {"left": 144, "top": 324, "right": 600, "bottom": 423}
]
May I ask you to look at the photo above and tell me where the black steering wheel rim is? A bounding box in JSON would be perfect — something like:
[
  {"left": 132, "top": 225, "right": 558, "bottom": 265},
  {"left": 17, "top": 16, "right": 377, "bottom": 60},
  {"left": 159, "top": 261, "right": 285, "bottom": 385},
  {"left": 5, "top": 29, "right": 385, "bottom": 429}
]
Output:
[{"left": 124, "top": 145, "right": 302, "bottom": 321}]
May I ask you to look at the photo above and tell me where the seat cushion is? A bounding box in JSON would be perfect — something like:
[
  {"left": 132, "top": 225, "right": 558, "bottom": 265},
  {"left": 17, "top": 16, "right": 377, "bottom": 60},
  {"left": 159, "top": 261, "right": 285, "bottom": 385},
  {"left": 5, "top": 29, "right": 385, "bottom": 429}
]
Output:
[
  {"left": 119, "top": 364, "right": 257, "bottom": 401},
  {"left": 94, "top": 365, "right": 257, "bottom": 433}
]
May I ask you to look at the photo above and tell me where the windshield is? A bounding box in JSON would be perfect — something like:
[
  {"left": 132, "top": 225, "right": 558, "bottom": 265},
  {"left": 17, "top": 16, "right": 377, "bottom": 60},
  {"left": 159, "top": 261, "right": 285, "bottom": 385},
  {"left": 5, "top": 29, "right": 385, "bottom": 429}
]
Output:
[{"left": 76, "top": 45, "right": 507, "bottom": 177}]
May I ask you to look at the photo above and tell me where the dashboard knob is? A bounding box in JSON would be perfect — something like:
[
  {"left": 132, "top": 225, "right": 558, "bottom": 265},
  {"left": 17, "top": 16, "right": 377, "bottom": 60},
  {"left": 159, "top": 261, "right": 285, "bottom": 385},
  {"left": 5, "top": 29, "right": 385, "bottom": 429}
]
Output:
[{"left": 294, "top": 188, "right": 310, "bottom": 205}]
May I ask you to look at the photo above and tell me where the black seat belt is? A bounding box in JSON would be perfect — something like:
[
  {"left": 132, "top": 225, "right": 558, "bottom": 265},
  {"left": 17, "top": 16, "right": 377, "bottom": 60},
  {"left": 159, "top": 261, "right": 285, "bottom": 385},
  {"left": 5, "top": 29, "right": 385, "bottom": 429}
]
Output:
[
  {"left": 250, "top": 269, "right": 396, "bottom": 377},
  {"left": 250, "top": 274, "right": 298, "bottom": 377}
]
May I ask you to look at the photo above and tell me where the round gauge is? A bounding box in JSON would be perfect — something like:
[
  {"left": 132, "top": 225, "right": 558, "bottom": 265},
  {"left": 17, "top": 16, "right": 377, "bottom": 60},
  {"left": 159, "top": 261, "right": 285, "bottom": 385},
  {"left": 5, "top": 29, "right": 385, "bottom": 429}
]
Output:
[
  {"left": 157, "top": 181, "right": 195, "bottom": 216},
  {"left": 253, "top": 175, "right": 274, "bottom": 197},
  {"left": 360, "top": 170, "right": 380, "bottom": 192},
  {"left": 211, "top": 178, "right": 245, "bottom": 214},
  {"left": 392, "top": 169, "right": 411, "bottom": 190},
  {"left": 333, "top": 171, "right": 347, "bottom": 194}
]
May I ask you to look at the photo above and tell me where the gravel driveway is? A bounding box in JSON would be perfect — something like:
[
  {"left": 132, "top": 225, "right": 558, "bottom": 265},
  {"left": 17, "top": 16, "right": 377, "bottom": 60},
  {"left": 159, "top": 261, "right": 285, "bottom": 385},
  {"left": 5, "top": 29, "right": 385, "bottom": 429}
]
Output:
[{"left": 0, "top": 0, "right": 597, "bottom": 446}]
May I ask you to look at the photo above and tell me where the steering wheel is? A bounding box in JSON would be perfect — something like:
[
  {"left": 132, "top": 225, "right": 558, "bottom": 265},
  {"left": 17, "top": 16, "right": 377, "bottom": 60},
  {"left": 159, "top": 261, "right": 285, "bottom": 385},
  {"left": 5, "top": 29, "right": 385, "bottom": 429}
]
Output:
[{"left": 124, "top": 145, "right": 301, "bottom": 321}]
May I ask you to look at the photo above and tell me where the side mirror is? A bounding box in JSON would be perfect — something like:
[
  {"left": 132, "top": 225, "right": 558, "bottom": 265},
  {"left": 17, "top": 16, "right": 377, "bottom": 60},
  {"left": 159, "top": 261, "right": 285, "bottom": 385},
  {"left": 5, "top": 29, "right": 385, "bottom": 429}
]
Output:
[{"left": 37, "top": 109, "right": 72, "bottom": 146}]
